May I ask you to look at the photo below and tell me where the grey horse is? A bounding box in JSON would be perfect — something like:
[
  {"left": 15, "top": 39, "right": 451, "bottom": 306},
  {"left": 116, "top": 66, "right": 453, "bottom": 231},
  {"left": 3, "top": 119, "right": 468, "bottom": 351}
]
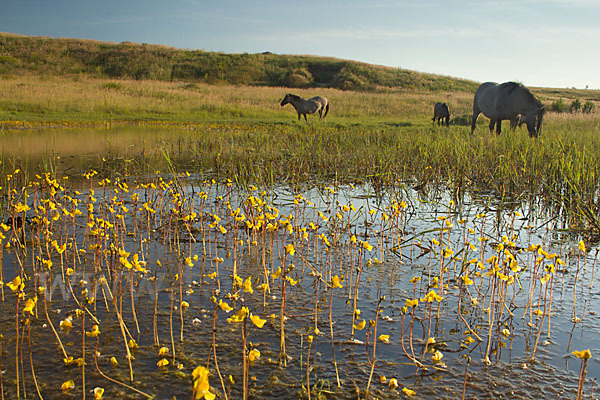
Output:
[
  {"left": 280, "top": 94, "right": 329, "bottom": 122},
  {"left": 471, "top": 82, "right": 545, "bottom": 137},
  {"left": 432, "top": 102, "right": 450, "bottom": 127}
]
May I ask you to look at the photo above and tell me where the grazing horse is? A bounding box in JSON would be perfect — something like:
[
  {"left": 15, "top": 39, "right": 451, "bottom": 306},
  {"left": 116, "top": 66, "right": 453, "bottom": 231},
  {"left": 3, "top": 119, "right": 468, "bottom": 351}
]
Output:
[
  {"left": 280, "top": 93, "right": 329, "bottom": 122},
  {"left": 471, "top": 82, "right": 545, "bottom": 137},
  {"left": 432, "top": 102, "right": 450, "bottom": 127}
]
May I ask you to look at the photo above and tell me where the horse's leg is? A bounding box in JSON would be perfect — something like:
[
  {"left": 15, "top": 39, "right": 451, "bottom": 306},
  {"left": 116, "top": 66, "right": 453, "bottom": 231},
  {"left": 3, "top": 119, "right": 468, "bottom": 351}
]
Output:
[
  {"left": 488, "top": 119, "right": 495, "bottom": 134},
  {"left": 496, "top": 120, "right": 502, "bottom": 135},
  {"left": 297, "top": 112, "right": 301, "bottom": 121},
  {"left": 303, "top": 114, "right": 308, "bottom": 123},
  {"left": 471, "top": 110, "right": 480, "bottom": 134},
  {"left": 323, "top": 103, "right": 329, "bottom": 119}
]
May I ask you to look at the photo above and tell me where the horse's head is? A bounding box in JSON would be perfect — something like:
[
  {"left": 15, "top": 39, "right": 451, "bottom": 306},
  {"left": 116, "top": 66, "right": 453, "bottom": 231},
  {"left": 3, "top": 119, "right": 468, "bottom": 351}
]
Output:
[
  {"left": 280, "top": 94, "right": 291, "bottom": 107},
  {"left": 524, "top": 107, "right": 545, "bottom": 138}
]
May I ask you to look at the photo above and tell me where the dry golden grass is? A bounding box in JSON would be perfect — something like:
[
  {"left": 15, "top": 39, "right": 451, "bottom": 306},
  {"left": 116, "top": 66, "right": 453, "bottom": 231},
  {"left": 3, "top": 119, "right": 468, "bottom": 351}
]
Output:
[{"left": 0, "top": 74, "right": 479, "bottom": 124}]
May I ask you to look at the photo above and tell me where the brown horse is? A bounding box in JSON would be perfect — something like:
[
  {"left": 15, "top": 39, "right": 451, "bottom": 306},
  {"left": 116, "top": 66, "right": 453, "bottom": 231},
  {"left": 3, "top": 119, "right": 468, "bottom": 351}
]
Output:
[{"left": 432, "top": 102, "right": 450, "bottom": 127}]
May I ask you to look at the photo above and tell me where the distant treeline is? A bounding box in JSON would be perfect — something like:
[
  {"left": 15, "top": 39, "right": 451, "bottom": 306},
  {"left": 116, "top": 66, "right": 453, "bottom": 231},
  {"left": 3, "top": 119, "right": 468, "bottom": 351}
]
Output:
[{"left": 0, "top": 33, "right": 478, "bottom": 92}]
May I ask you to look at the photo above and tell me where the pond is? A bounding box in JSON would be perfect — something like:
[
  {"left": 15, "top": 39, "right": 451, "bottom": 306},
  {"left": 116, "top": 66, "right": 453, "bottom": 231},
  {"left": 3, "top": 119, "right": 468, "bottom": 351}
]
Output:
[{"left": 0, "top": 127, "right": 598, "bottom": 399}]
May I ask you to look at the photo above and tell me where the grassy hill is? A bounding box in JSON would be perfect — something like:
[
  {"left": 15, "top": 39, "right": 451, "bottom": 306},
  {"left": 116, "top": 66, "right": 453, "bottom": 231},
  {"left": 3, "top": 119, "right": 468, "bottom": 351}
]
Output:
[{"left": 0, "top": 32, "right": 478, "bottom": 92}]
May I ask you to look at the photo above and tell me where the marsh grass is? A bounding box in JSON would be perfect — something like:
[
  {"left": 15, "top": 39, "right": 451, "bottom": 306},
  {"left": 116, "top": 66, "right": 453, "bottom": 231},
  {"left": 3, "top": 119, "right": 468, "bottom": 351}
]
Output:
[{"left": 2, "top": 116, "right": 600, "bottom": 231}]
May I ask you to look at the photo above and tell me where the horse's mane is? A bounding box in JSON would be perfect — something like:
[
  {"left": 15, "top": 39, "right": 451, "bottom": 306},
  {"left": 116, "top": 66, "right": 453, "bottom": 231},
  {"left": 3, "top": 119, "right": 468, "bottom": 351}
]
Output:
[
  {"left": 286, "top": 93, "right": 302, "bottom": 100},
  {"left": 500, "top": 82, "right": 541, "bottom": 106}
]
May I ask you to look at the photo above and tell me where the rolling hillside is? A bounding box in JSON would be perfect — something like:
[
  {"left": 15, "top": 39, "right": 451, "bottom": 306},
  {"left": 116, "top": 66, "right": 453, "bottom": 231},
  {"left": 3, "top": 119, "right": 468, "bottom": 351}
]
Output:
[{"left": 0, "top": 32, "right": 478, "bottom": 92}]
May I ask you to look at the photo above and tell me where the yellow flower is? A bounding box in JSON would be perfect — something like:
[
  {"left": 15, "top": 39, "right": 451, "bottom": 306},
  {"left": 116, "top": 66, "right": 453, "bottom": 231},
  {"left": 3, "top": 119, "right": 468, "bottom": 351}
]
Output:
[
  {"left": 271, "top": 267, "right": 282, "bottom": 279},
  {"left": 157, "top": 358, "right": 170, "bottom": 368},
  {"left": 432, "top": 350, "right": 444, "bottom": 362},
  {"left": 378, "top": 334, "right": 390, "bottom": 343},
  {"left": 181, "top": 300, "right": 190, "bottom": 310},
  {"left": 353, "top": 319, "right": 366, "bottom": 330},
  {"left": 573, "top": 349, "right": 592, "bottom": 360},
  {"left": 248, "top": 348, "right": 261, "bottom": 362},
  {"left": 227, "top": 307, "right": 249, "bottom": 324},
  {"left": 60, "top": 316, "right": 73, "bottom": 331},
  {"left": 362, "top": 241, "right": 374, "bottom": 251},
  {"left": 159, "top": 346, "right": 170, "bottom": 356},
  {"left": 501, "top": 328, "right": 511, "bottom": 337},
  {"left": 442, "top": 246, "right": 454, "bottom": 258},
  {"left": 409, "top": 276, "right": 421, "bottom": 283},
  {"left": 402, "top": 387, "right": 416, "bottom": 396},
  {"left": 285, "top": 244, "right": 296, "bottom": 256},
  {"left": 128, "top": 339, "right": 138, "bottom": 350},
  {"left": 380, "top": 376, "right": 387, "bottom": 383},
  {"left": 579, "top": 240, "right": 587, "bottom": 253},
  {"left": 286, "top": 276, "right": 298, "bottom": 286},
  {"left": 192, "top": 366, "right": 215, "bottom": 400},
  {"left": 86, "top": 325, "right": 101, "bottom": 338},
  {"left": 388, "top": 378, "right": 399, "bottom": 389},
  {"left": 110, "top": 356, "right": 119, "bottom": 367},
  {"left": 243, "top": 277, "right": 254, "bottom": 294},
  {"left": 405, "top": 298, "right": 418, "bottom": 308},
  {"left": 93, "top": 387, "right": 104, "bottom": 399},
  {"left": 462, "top": 275, "right": 474, "bottom": 286},
  {"left": 23, "top": 296, "right": 37, "bottom": 315},
  {"left": 423, "top": 290, "right": 443, "bottom": 303},
  {"left": 7, "top": 276, "right": 24, "bottom": 292},
  {"left": 331, "top": 275, "right": 343, "bottom": 289},
  {"left": 61, "top": 380, "right": 75, "bottom": 391},
  {"left": 250, "top": 314, "right": 266, "bottom": 328},
  {"left": 219, "top": 299, "right": 233, "bottom": 313}
]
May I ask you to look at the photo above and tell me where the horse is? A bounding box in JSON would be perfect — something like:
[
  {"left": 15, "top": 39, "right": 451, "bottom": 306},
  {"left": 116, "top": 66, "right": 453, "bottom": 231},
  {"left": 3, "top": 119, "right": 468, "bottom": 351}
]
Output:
[
  {"left": 471, "top": 82, "right": 545, "bottom": 137},
  {"left": 280, "top": 93, "right": 329, "bottom": 122},
  {"left": 432, "top": 102, "right": 450, "bottom": 127}
]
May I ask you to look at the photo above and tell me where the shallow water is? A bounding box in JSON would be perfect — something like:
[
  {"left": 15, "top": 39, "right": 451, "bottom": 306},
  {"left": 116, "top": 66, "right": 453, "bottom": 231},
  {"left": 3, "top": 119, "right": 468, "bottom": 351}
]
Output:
[{"left": 0, "top": 127, "right": 598, "bottom": 399}]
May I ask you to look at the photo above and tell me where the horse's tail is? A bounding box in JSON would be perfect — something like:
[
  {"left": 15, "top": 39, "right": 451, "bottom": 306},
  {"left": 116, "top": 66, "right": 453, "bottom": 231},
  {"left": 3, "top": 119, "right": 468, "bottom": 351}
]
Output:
[{"left": 323, "top": 102, "right": 330, "bottom": 119}]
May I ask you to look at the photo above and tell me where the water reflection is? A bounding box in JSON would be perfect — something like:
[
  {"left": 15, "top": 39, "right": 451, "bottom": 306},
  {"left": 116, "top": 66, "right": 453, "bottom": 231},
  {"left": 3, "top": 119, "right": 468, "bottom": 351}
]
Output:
[{"left": 0, "top": 176, "right": 595, "bottom": 399}]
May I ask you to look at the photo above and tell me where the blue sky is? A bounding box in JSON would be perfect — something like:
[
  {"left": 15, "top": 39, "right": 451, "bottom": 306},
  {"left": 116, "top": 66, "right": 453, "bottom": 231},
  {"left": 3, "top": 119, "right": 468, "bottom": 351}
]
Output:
[{"left": 2, "top": 0, "right": 600, "bottom": 89}]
